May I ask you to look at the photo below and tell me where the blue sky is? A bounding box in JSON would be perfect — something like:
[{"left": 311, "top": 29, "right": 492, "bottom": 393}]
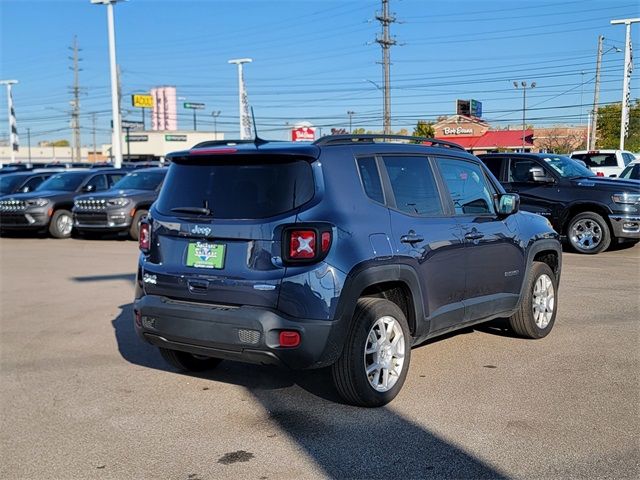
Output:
[{"left": 0, "top": 0, "right": 638, "bottom": 144}]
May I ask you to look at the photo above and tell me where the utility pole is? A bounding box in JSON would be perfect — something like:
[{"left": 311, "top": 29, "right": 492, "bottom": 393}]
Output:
[
  {"left": 514, "top": 81, "right": 536, "bottom": 152},
  {"left": 347, "top": 111, "right": 355, "bottom": 133},
  {"left": 228, "top": 58, "right": 253, "bottom": 139},
  {"left": 611, "top": 18, "right": 640, "bottom": 150},
  {"left": 211, "top": 110, "right": 221, "bottom": 137},
  {"left": 27, "top": 127, "right": 31, "bottom": 162},
  {"left": 375, "top": 0, "right": 397, "bottom": 135},
  {"left": 1, "top": 80, "right": 19, "bottom": 163},
  {"left": 69, "top": 36, "right": 82, "bottom": 163},
  {"left": 91, "top": 0, "right": 125, "bottom": 168},
  {"left": 91, "top": 113, "right": 97, "bottom": 159},
  {"left": 589, "top": 35, "right": 604, "bottom": 150}
]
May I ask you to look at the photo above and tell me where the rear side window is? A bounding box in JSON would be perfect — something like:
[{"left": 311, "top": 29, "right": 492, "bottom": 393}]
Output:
[
  {"left": 156, "top": 157, "right": 314, "bottom": 219},
  {"left": 508, "top": 159, "right": 539, "bottom": 183},
  {"left": 571, "top": 153, "right": 618, "bottom": 167},
  {"left": 356, "top": 157, "right": 384, "bottom": 204},
  {"left": 382, "top": 155, "right": 443, "bottom": 216}
]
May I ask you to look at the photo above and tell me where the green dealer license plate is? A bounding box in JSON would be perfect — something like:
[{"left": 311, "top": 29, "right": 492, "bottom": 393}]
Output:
[{"left": 186, "top": 242, "right": 225, "bottom": 269}]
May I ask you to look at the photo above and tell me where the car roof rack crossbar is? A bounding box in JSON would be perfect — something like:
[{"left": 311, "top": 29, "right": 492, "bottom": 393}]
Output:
[{"left": 313, "top": 134, "right": 465, "bottom": 151}]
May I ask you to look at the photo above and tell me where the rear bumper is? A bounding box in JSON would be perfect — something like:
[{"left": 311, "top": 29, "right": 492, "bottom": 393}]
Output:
[
  {"left": 608, "top": 214, "right": 640, "bottom": 239},
  {"left": 133, "top": 294, "right": 344, "bottom": 369}
]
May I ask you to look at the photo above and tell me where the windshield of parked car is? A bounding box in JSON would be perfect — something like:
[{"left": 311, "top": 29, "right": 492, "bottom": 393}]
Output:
[
  {"left": 0, "top": 174, "right": 27, "bottom": 194},
  {"left": 36, "top": 172, "right": 86, "bottom": 192},
  {"left": 541, "top": 155, "right": 595, "bottom": 178},
  {"left": 112, "top": 171, "right": 165, "bottom": 190}
]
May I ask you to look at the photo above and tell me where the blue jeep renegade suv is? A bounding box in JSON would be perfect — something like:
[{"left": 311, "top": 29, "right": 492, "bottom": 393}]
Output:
[{"left": 133, "top": 135, "right": 562, "bottom": 407}]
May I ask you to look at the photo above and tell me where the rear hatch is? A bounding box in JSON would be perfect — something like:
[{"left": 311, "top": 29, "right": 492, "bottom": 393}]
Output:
[{"left": 142, "top": 150, "right": 317, "bottom": 308}]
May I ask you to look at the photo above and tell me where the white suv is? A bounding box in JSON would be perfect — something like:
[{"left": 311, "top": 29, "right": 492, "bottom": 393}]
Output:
[{"left": 570, "top": 150, "right": 637, "bottom": 177}]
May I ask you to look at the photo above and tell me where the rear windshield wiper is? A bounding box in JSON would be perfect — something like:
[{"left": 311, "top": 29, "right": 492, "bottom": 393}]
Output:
[{"left": 170, "top": 206, "right": 212, "bottom": 216}]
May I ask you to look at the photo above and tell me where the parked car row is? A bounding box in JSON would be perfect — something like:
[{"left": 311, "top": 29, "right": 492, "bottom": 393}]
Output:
[{"left": 0, "top": 167, "right": 166, "bottom": 239}]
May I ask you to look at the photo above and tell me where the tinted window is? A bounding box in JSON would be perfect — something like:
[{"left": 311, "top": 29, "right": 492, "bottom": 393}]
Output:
[
  {"left": 0, "top": 174, "right": 27, "bottom": 194},
  {"left": 439, "top": 158, "right": 495, "bottom": 215},
  {"left": 356, "top": 157, "right": 384, "bottom": 204},
  {"left": 382, "top": 155, "right": 442, "bottom": 216},
  {"left": 480, "top": 156, "right": 504, "bottom": 180},
  {"left": 36, "top": 172, "right": 87, "bottom": 192},
  {"left": 86, "top": 174, "right": 108, "bottom": 191},
  {"left": 112, "top": 171, "right": 165, "bottom": 191},
  {"left": 156, "top": 157, "right": 314, "bottom": 219},
  {"left": 107, "top": 173, "right": 125, "bottom": 187},
  {"left": 571, "top": 153, "right": 618, "bottom": 167},
  {"left": 22, "top": 176, "right": 45, "bottom": 192},
  {"left": 508, "top": 159, "right": 539, "bottom": 182},
  {"left": 620, "top": 164, "right": 640, "bottom": 180}
]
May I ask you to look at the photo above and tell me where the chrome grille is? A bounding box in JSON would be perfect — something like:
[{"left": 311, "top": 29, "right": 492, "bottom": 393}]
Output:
[
  {"left": 238, "top": 329, "right": 261, "bottom": 345},
  {"left": 0, "top": 199, "right": 27, "bottom": 211},
  {"left": 75, "top": 199, "right": 107, "bottom": 211}
]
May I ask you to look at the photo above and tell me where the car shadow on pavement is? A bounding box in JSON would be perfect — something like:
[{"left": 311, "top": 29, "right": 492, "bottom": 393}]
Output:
[{"left": 112, "top": 302, "right": 507, "bottom": 479}]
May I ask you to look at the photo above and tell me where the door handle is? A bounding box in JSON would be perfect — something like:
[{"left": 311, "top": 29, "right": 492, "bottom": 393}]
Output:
[
  {"left": 188, "top": 279, "right": 209, "bottom": 293},
  {"left": 400, "top": 231, "right": 424, "bottom": 244},
  {"left": 464, "top": 231, "right": 485, "bottom": 241}
]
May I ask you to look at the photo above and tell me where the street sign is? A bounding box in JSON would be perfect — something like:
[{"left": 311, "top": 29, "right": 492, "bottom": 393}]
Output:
[
  {"left": 183, "top": 102, "right": 205, "bottom": 110},
  {"left": 125, "top": 135, "right": 149, "bottom": 142},
  {"left": 291, "top": 126, "right": 316, "bottom": 142},
  {"left": 131, "top": 94, "right": 154, "bottom": 108},
  {"left": 115, "top": 119, "right": 145, "bottom": 131},
  {"left": 165, "top": 134, "right": 187, "bottom": 141}
]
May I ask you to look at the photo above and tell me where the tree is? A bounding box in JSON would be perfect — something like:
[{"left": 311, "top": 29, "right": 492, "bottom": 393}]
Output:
[
  {"left": 352, "top": 128, "right": 366, "bottom": 134},
  {"left": 595, "top": 100, "right": 640, "bottom": 151},
  {"left": 413, "top": 120, "right": 435, "bottom": 138},
  {"left": 535, "top": 127, "right": 586, "bottom": 154}
]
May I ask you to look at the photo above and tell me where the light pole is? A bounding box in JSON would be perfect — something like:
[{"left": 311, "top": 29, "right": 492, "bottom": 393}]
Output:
[
  {"left": 26, "top": 127, "right": 31, "bottom": 163},
  {"left": 91, "top": 0, "right": 124, "bottom": 168},
  {"left": 228, "top": 58, "right": 252, "bottom": 140},
  {"left": 0, "top": 79, "right": 18, "bottom": 163},
  {"left": 347, "top": 111, "right": 355, "bottom": 133},
  {"left": 211, "top": 110, "right": 221, "bottom": 138},
  {"left": 611, "top": 18, "right": 640, "bottom": 150},
  {"left": 514, "top": 81, "right": 536, "bottom": 152}
]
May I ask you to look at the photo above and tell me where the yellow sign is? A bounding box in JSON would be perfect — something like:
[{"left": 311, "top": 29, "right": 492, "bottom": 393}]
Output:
[{"left": 132, "top": 94, "right": 154, "bottom": 108}]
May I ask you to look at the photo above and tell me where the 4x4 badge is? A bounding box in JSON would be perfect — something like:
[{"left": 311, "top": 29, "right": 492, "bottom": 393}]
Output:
[{"left": 191, "top": 225, "right": 212, "bottom": 236}]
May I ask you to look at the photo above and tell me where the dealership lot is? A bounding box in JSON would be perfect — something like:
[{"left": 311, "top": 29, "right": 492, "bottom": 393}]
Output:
[{"left": 1, "top": 238, "right": 638, "bottom": 479}]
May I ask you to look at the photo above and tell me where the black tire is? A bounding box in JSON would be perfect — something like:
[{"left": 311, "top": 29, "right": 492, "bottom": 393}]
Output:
[
  {"left": 129, "top": 209, "right": 148, "bottom": 241},
  {"left": 48, "top": 209, "right": 74, "bottom": 239},
  {"left": 566, "top": 211, "right": 611, "bottom": 254},
  {"left": 331, "top": 297, "right": 411, "bottom": 407},
  {"left": 159, "top": 348, "right": 222, "bottom": 372},
  {"left": 508, "top": 261, "right": 558, "bottom": 339}
]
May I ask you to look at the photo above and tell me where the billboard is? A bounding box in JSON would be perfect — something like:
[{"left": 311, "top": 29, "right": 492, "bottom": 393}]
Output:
[
  {"left": 291, "top": 125, "right": 316, "bottom": 142},
  {"left": 456, "top": 99, "right": 482, "bottom": 119},
  {"left": 132, "top": 94, "right": 154, "bottom": 108},
  {"left": 151, "top": 86, "right": 177, "bottom": 131}
]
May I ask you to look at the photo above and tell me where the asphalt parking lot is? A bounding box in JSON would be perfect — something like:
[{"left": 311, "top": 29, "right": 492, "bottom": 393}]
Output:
[{"left": 0, "top": 238, "right": 638, "bottom": 479}]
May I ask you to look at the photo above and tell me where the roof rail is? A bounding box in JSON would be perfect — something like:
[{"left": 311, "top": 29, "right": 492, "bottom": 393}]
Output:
[{"left": 313, "top": 134, "right": 465, "bottom": 151}]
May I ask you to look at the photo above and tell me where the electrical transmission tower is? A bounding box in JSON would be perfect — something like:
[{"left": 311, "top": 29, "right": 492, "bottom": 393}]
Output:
[
  {"left": 375, "top": 0, "right": 397, "bottom": 135},
  {"left": 69, "top": 36, "right": 83, "bottom": 162}
]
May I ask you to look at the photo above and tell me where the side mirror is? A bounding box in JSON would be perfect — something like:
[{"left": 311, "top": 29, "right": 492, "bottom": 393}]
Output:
[
  {"left": 497, "top": 193, "right": 519, "bottom": 215},
  {"left": 83, "top": 184, "right": 95, "bottom": 193},
  {"left": 529, "top": 167, "right": 554, "bottom": 183}
]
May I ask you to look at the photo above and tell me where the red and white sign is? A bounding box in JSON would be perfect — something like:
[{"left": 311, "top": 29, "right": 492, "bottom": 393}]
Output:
[{"left": 291, "top": 126, "right": 316, "bottom": 142}]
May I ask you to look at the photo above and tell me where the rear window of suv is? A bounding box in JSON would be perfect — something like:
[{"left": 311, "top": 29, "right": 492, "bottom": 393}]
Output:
[
  {"left": 156, "top": 157, "right": 314, "bottom": 219},
  {"left": 571, "top": 153, "right": 618, "bottom": 167}
]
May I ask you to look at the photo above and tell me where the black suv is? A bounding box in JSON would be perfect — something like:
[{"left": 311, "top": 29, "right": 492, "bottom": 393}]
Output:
[
  {"left": 134, "top": 135, "right": 562, "bottom": 407},
  {"left": 478, "top": 153, "right": 640, "bottom": 254},
  {"left": 0, "top": 169, "right": 127, "bottom": 238},
  {"left": 73, "top": 167, "right": 166, "bottom": 240}
]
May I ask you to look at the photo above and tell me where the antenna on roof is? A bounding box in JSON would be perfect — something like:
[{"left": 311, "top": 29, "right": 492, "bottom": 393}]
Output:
[{"left": 251, "top": 107, "right": 268, "bottom": 146}]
